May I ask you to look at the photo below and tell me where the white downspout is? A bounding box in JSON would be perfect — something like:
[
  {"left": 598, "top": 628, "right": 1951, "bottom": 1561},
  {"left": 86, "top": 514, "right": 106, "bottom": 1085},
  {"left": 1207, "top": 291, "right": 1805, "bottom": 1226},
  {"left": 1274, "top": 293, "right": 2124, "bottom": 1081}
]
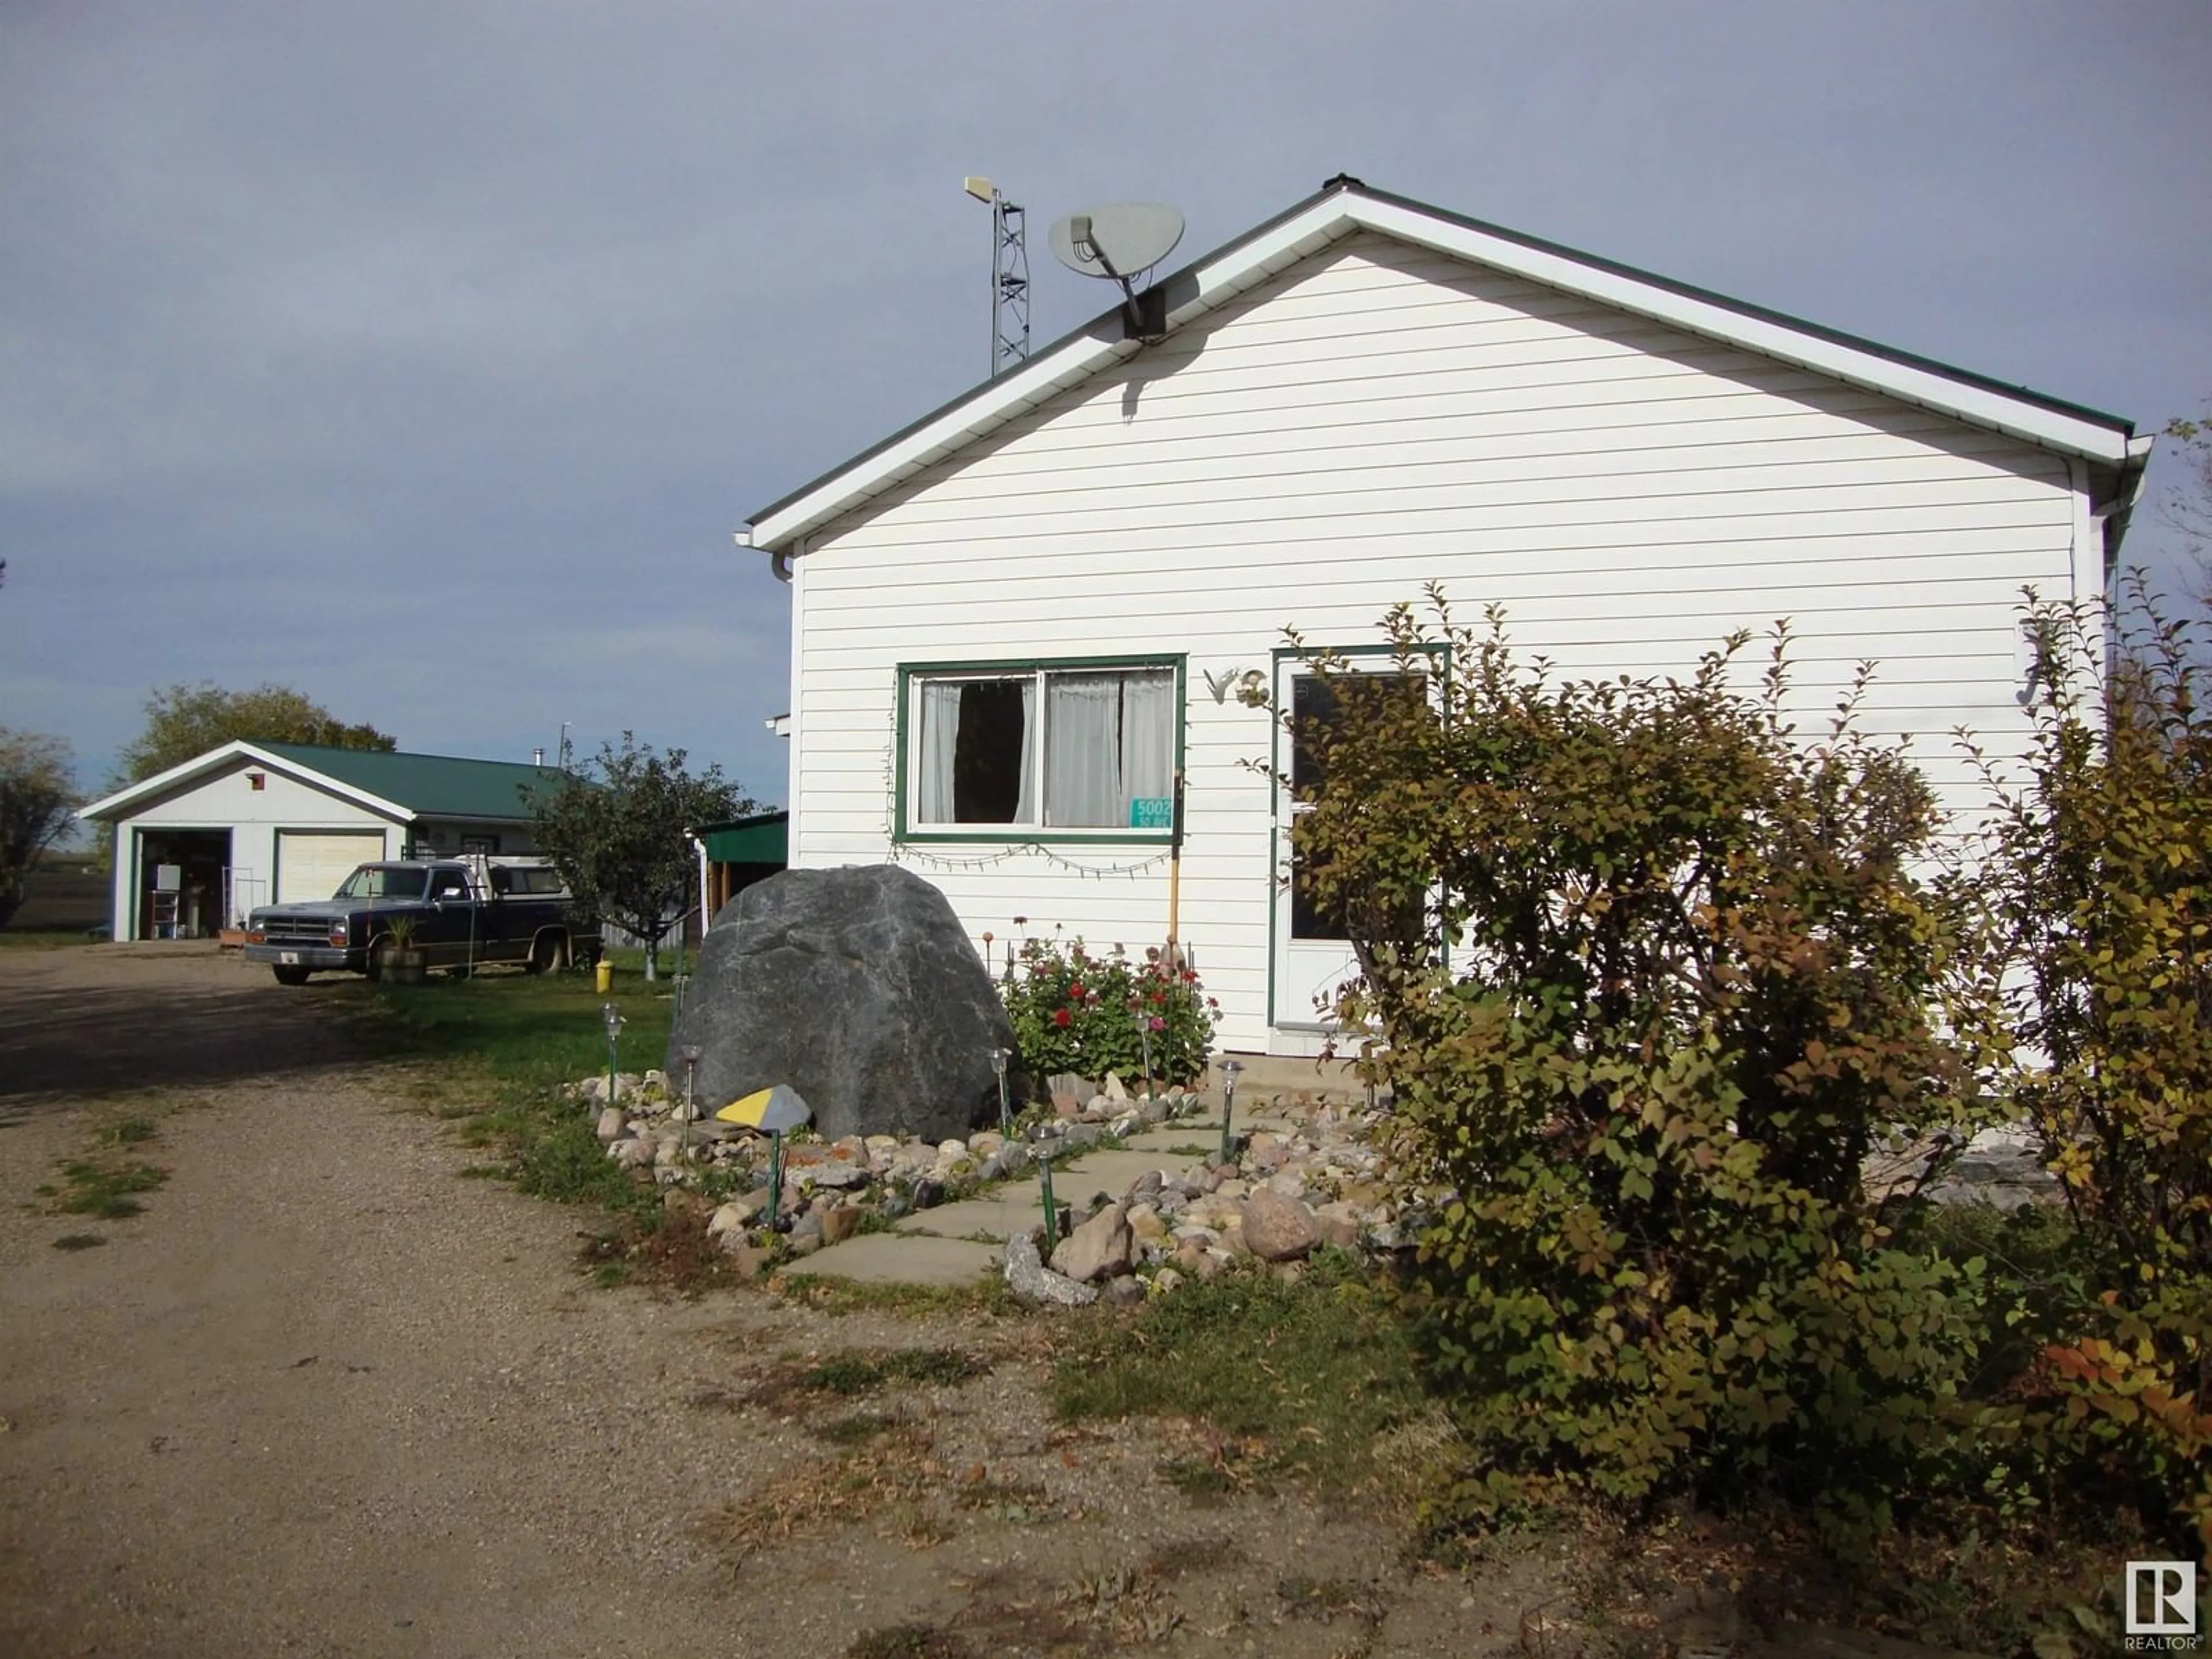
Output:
[{"left": 690, "top": 831, "right": 710, "bottom": 937}]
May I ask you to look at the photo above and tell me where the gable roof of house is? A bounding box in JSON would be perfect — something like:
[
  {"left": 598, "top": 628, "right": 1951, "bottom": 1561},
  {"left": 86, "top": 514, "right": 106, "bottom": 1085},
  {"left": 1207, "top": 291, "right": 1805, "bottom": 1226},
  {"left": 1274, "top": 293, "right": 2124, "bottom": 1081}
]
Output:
[
  {"left": 745, "top": 176, "right": 2149, "bottom": 555},
  {"left": 78, "top": 740, "right": 565, "bottom": 824}
]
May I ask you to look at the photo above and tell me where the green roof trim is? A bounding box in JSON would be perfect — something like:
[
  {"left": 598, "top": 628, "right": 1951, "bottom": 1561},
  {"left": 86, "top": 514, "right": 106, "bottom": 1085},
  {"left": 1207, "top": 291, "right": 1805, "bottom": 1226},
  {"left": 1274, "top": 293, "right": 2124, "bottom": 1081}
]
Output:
[
  {"left": 259, "top": 743, "right": 566, "bottom": 822},
  {"left": 696, "top": 810, "right": 787, "bottom": 865}
]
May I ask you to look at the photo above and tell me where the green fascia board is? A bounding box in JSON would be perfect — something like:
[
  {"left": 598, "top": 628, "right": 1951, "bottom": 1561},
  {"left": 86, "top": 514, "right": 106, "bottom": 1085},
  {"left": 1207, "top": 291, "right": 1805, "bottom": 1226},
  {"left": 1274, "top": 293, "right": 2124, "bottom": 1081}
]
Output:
[
  {"left": 698, "top": 812, "right": 789, "bottom": 864},
  {"left": 257, "top": 743, "right": 573, "bottom": 823}
]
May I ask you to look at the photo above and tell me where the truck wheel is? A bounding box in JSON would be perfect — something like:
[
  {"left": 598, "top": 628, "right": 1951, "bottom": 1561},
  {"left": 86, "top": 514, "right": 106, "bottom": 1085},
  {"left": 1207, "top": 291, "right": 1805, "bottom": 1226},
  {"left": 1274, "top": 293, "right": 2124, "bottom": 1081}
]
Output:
[
  {"left": 272, "top": 965, "right": 311, "bottom": 987},
  {"left": 525, "top": 932, "right": 566, "bottom": 975}
]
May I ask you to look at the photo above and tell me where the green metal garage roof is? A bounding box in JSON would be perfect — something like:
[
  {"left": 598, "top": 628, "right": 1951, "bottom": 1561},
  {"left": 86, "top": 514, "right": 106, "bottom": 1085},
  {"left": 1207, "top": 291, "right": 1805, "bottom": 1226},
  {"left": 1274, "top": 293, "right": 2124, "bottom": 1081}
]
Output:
[
  {"left": 696, "top": 810, "right": 788, "bottom": 864},
  {"left": 259, "top": 744, "right": 566, "bottom": 821}
]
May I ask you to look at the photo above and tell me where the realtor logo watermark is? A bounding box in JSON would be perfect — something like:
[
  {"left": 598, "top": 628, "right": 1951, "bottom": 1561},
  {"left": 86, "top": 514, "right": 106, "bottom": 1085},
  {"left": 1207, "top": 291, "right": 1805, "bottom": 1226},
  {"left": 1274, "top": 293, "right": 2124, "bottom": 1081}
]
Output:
[{"left": 2127, "top": 1561, "right": 2202, "bottom": 1650}]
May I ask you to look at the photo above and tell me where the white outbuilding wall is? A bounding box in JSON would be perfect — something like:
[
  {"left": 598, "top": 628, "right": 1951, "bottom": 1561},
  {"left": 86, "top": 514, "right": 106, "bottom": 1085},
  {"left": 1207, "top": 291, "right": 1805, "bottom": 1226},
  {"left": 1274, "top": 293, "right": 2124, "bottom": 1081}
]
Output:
[
  {"left": 105, "top": 757, "right": 402, "bottom": 940},
  {"left": 785, "top": 232, "right": 2102, "bottom": 1055}
]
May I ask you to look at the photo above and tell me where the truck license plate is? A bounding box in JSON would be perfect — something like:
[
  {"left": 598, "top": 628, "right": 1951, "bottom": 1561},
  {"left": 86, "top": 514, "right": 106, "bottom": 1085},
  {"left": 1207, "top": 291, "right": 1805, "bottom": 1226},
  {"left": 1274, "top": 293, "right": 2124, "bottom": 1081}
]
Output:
[{"left": 279, "top": 952, "right": 299, "bottom": 964}]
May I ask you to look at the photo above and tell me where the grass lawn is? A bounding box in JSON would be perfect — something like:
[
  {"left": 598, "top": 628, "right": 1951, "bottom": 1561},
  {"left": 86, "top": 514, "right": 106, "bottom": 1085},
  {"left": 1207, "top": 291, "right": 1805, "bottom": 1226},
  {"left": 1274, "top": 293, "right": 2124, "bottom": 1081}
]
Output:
[
  {"left": 353, "top": 952, "right": 683, "bottom": 1217},
  {"left": 0, "top": 929, "right": 100, "bottom": 949}
]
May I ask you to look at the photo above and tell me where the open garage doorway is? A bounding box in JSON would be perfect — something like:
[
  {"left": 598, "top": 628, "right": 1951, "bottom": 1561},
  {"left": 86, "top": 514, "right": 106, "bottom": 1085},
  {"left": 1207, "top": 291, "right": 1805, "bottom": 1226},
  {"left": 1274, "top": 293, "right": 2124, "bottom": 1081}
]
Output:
[{"left": 135, "top": 829, "right": 231, "bottom": 940}]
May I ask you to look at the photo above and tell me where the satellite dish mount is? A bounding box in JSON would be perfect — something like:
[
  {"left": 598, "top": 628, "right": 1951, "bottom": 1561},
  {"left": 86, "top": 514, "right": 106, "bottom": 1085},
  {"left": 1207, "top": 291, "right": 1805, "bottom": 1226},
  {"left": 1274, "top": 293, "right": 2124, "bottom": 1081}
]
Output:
[{"left": 1050, "top": 202, "right": 1185, "bottom": 343}]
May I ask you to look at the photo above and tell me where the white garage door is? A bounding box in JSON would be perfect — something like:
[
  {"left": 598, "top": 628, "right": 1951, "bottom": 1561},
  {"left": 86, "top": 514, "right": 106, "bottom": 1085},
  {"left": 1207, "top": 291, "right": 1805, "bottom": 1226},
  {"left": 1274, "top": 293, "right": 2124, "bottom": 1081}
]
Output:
[{"left": 276, "top": 831, "right": 385, "bottom": 905}]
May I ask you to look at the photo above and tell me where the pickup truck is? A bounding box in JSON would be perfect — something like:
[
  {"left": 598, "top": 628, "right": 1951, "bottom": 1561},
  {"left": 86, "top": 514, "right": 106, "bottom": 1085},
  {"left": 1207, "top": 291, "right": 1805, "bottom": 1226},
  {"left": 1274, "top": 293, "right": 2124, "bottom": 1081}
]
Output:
[{"left": 243, "top": 857, "right": 600, "bottom": 984}]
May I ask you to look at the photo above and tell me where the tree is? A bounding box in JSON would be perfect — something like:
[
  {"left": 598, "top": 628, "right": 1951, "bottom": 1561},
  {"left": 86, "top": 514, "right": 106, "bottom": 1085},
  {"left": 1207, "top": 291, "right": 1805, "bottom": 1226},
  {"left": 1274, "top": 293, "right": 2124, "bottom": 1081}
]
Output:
[
  {"left": 527, "top": 733, "right": 755, "bottom": 980},
  {"left": 1, "top": 728, "right": 77, "bottom": 929},
  {"left": 115, "top": 682, "right": 396, "bottom": 786}
]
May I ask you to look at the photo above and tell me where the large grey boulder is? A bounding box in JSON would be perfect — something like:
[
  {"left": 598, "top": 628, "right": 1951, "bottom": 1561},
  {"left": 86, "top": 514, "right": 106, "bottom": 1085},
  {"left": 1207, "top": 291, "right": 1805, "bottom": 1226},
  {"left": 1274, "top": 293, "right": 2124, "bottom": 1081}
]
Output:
[{"left": 668, "top": 864, "right": 1017, "bottom": 1144}]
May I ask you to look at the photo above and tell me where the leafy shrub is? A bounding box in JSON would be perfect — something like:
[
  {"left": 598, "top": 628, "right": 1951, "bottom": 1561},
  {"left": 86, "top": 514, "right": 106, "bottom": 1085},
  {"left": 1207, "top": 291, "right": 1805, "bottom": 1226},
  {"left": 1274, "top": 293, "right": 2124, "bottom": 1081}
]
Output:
[
  {"left": 1258, "top": 589, "right": 2002, "bottom": 1540},
  {"left": 998, "top": 931, "right": 1218, "bottom": 1089},
  {"left": 1967, "top": 590, "right": 2212, "bottom": 1555}
]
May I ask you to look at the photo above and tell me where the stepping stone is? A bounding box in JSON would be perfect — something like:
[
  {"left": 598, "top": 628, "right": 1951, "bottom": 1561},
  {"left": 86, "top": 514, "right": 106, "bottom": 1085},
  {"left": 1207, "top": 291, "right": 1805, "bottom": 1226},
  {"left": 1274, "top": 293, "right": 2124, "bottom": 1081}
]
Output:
[{"left": 780, "top": 1232, "right": 1001, "bottom": 1286}]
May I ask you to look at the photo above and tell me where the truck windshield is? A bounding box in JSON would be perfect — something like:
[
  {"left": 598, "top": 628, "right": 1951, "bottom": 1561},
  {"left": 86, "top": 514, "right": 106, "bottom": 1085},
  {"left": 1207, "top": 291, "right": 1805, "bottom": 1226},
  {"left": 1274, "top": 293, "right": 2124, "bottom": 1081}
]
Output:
[{"left": 336, "top": 866, "right": 429, "bottom": 900}]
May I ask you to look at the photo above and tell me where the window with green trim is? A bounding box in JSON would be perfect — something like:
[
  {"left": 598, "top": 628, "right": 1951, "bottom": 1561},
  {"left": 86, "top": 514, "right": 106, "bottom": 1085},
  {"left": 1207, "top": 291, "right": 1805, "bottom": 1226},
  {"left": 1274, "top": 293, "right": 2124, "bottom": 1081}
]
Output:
[{"left": 904, "top": 662, "right": 1179, "bottom": 834}]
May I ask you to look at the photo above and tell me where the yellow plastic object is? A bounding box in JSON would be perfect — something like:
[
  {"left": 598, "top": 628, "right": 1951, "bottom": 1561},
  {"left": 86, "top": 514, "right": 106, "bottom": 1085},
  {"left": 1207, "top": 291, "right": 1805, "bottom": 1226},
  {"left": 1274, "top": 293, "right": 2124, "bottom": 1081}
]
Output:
[
  {"left": 715, "top": 1084, "right": 812, "bottom": 1133},
  {"left": 594, "top": 959, "right": 612, "bottom": 994}
]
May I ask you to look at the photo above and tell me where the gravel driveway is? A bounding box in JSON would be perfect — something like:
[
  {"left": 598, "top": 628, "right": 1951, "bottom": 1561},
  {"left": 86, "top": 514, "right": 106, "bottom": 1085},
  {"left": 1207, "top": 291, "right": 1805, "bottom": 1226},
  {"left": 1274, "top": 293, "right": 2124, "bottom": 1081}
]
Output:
[{"left": 0, "top": 945, "right": 1546, "bottom": 1659}]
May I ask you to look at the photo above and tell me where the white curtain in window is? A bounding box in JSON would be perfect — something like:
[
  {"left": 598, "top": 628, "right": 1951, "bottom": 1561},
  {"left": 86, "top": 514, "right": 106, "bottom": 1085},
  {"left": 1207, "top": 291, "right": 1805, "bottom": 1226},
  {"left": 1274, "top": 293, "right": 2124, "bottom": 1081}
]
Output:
[
  {"left": 1015, "top": 679, "right": 1037, "bottom": 824},
  {"left": 1044, "top": 673, "right": 1123, "bottom": 826},
  {"left": 917, "top": 681, "right": 961, "bottom": 823},
  {"left": 1119, "top": 671, "right": 1175, "bottom": 821}
]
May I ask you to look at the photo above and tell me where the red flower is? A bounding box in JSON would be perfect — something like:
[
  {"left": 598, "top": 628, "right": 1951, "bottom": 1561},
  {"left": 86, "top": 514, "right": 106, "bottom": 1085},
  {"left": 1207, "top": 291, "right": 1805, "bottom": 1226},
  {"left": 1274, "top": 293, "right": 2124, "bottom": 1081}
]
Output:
[
  {"left": 1181, "top": 969, "right": 1199, "bottom": 983},
  {"left": 1053, "top": 1008, "right": 1071, "bottom": 1027},
  {"left": 1069, "top": 981, "right": 1086, "bottom": 999},
  {"left": 1149, "top": 990, "right": 1165, "bottom": 1005}
]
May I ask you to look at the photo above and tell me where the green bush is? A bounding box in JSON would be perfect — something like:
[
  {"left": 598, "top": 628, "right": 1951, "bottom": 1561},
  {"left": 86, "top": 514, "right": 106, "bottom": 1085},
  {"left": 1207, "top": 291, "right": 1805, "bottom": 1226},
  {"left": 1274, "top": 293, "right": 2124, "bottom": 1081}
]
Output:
[
  {"left": 998, "top": 932, "right": 1218, "bottom": 1089},
  {"left": 1968, "top": 589, "right": 2212, "bottom": 1556},
  {"left": 1260, "top": 590, "right": 2003, "bottom": 1541}
]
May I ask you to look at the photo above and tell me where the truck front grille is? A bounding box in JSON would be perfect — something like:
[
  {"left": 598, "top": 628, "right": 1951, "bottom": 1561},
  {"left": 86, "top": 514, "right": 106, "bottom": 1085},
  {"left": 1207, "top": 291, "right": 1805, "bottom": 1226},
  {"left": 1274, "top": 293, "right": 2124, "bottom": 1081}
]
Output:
[{"left": 263, "top": 916, "right": 341, "bottom": 943}]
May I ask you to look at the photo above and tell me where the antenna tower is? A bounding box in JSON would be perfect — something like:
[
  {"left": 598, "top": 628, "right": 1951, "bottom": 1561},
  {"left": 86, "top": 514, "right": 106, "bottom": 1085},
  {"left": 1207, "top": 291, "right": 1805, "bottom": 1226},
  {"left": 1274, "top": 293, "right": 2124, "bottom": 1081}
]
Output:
[{"left": 965, "top": 177, "right": 1030, "bottom": 376}]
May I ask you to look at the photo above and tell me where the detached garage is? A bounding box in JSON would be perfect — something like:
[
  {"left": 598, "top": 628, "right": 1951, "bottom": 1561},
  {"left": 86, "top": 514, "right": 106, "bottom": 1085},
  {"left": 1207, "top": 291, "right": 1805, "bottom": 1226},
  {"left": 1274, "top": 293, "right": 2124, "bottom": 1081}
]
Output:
[{"left": 77, "top": 741, "right": 563, "bottom": 941}]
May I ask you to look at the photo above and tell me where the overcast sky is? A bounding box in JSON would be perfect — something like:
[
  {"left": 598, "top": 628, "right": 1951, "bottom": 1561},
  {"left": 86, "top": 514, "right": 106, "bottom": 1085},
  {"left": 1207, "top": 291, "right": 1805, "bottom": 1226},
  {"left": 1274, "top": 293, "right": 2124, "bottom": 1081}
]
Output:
[{"left": 5, "top": 2, "right": 2208, "bottom": 806}]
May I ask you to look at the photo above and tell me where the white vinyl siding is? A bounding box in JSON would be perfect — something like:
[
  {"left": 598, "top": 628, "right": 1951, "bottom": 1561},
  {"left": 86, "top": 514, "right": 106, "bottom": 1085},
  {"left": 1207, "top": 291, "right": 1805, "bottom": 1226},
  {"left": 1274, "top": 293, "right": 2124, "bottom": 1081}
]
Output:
[{"left": 785, "top": 232, "right": 2090, "bottom": 1053}]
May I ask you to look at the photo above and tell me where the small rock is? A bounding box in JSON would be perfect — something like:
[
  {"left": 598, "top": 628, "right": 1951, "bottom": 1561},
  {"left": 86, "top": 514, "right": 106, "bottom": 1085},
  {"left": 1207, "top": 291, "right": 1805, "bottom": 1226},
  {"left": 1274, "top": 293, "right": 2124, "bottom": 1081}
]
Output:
[
  {"left": 1103, "top": 1275, "right": 1145, "bottom": 1307},
  {"left": 1127, "top": 1169, "right": 1164, "bottom": 1203},
  {"left": 1103, "top": 1072, "right": 1128, "bottom": 1103},
  {"left": 1127, "top": 1205, "right": 1168, "bottom": 1244},
  {"left": 1313, "top": 1201, "right": 1362, "bottom": 1249},
  {"left": 612, "top": 1137, "right": 656, "bottom": 1170},
  {"left": 820, "top": 1205, "right": 863, "bottom": 1247},
  {"left": 1152, "top": 1267, "right": 1185, "bottom": 1296},
  {"left": 594, "top": 1105, "right": 626, "bottom": 1142},
  {"left": 912, "top": 1178, "right": 945, "bottom": 1210},
  {"left": 1051, "top": 1202, "right": 1132, "bottom": 1284},
  {"left": 787, "top": 1232, "right": 821, "bottom": 1258},
  {"left": 1004, "top": 1232, "right": 1097, "bottom": 1307},
  {"left": 937, "top": 1138, "right": 968, "bottom": 1160},
  {"left": 720, "top": 1241, "right": 770, "bottom": 1278},
  {"left": 706, "top": 1203, "right": 749, "bottom": 1238}
]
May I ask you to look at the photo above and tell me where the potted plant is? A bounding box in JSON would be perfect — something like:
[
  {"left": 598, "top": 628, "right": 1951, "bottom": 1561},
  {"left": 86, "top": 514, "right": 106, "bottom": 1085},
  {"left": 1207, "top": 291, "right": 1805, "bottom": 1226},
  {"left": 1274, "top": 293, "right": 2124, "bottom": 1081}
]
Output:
[{"left": 374, "top": 913, "right": 427, "bottom": 985}]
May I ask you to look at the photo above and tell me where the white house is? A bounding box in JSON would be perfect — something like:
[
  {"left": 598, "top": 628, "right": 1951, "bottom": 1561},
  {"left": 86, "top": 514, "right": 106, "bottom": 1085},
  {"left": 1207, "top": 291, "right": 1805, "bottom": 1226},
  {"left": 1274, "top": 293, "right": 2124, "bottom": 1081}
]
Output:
[
  {"left": 742, "top": 177, "right": 2150, "bottom": 1059},
  {"left": 78, "top": 741, "right": 559, "bottom": 941}
]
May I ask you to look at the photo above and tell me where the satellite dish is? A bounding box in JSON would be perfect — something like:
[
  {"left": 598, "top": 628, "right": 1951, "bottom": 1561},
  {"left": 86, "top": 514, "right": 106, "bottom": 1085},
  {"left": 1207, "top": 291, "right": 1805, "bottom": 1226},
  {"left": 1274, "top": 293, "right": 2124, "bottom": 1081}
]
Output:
[
  {"left": 1048, "top": 202, "right": 1185, "bottom": 343},
  {"left": 1048, "top": 202, "right": 1184, "bottom": 280}
]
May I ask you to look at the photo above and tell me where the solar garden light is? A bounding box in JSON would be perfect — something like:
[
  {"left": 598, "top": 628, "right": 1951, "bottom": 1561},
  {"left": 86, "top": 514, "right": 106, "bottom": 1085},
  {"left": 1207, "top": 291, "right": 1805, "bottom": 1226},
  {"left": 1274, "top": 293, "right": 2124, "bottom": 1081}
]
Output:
[
  {"left": 1217, "top": 1056, "right": 1244, "bottom": 1164},
  {"left": 1134, "top": 1001, "right": 1154, "bottom": 1100},
  {"left": 600, "top": 1001, "right": 626, "bottom": 1111},
  {"left": 766, "top": 1132, "right": 785, "bottom": 1231},
  {"left": 988, "top": 1046, "right": 1012, "bottom": 1136},
  {"left": 679, "top": 1043, "right": 702, "bottom": 1150}
]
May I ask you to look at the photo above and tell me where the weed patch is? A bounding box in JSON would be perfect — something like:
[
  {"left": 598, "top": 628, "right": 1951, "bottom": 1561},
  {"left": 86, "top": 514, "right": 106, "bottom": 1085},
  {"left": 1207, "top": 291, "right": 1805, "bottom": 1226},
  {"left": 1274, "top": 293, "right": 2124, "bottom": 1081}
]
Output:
[
  {"left": 51, "top": 1233, "right": 106, "bottom": 1251},
  {"left": 696, "top": 1419, "right": 950, "bottom": 1564},
  {"left": 1050, "top": 1255, "right": 1430, "bottom": 1501},
  {"left": 750, "top": 1346, "right": 989, "bottom": 1412},
  {"left": 577, "top": 1210, "right": 749, "bottom": 1295},
  {"left": 54, "top": 1158, "right": 168, "bottom": 1219},
  {"left": 845, "top": 1625, "right": 969, "bottom": 1659}
]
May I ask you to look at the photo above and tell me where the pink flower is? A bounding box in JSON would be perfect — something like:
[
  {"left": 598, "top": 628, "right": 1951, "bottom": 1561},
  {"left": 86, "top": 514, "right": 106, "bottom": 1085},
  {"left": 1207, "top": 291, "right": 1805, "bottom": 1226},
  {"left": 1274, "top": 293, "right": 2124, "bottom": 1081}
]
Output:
[{"left": 1149, "top": 1016, "right": 1166, "bottom": 1031}]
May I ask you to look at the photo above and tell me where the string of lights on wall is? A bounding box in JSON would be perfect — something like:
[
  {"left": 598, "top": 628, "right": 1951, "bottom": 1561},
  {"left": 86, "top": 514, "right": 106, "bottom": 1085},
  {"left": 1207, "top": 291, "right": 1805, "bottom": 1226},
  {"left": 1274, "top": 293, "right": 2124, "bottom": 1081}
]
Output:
[{"left": 893, "top": 843, "right": 1172, "bottom": 881}]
